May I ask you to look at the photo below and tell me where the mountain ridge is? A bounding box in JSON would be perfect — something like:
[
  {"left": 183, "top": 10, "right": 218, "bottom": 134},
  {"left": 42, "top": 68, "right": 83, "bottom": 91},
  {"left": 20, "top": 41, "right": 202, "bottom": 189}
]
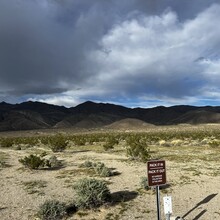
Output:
[{"left": 0, "top": 101, "right": 220, "bottom": 131}]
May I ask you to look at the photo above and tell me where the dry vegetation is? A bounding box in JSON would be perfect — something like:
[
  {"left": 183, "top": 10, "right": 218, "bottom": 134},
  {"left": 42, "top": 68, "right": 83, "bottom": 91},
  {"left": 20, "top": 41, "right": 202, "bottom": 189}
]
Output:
[{"left": 1, "top": 124, "right": 220, "bottom": 219}]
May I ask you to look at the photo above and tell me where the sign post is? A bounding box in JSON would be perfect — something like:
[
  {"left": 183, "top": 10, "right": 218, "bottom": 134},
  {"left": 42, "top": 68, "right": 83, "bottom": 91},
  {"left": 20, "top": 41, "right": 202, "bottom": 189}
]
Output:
[
  {"left": 147, "top": 160, "right": 166, "bottom": 220},
  {"left": 156, "top": 185, "right": 161, "bottom": 220}
]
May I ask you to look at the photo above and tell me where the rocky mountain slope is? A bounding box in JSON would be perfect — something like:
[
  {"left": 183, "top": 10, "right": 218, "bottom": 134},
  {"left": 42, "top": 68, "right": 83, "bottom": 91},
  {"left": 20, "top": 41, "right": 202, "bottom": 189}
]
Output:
[{"left": 0, "top": 101, "right": 220, "bottom": 131}]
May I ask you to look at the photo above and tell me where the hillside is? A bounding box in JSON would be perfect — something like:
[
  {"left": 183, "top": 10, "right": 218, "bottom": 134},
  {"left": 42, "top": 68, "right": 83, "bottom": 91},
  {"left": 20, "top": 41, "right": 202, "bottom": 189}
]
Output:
[
  {"left": 1, "top": 101, "right": 220, "bottom": 131},
  {"left": 106, "top": 118, "right": 155, "bottom": 130}
]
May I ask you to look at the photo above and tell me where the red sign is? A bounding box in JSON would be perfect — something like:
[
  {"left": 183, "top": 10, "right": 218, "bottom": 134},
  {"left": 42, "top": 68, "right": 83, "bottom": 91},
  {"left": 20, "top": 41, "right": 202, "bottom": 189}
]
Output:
[{"left": 147, "top": 160, "right": 166, "bottom": 187}]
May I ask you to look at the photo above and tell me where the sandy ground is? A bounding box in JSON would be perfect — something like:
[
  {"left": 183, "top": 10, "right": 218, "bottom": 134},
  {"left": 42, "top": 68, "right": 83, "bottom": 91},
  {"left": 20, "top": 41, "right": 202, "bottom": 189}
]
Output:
[{"left": 1, "top": 146, "right": 220, "bottom": 220}]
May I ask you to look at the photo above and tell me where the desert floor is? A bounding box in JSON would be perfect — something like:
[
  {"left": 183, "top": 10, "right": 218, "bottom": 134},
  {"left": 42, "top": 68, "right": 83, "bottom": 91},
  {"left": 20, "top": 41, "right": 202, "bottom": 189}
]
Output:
[{"left": 1, "top": 126, "right": 220, "bottom": 220}]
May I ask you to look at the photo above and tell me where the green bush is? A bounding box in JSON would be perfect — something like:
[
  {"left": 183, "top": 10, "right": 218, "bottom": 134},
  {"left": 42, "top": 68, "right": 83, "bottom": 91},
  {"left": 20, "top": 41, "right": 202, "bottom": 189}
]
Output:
[
  {"left": 73, "top": 136, "right": 86, "bottom": 146},
  {"left": 126, "top": 136, "right": 150, "bottom": 162},
  {"left": 19, "top": 154, "right": 46, "bottom": 169},
  {"left": 93, "top": 162, "right": 105, "bottom": 173},
  {"left": 99, "top": 166, "right": 112, "bottom": 177},
  {"left": 103, "top": 142, "right": 114, "bottom": 151},
  {"left": 209, "top": 140, "right": 220, "bottom": 148},
  {"left": 93, "top": 162, "right": 112, "bottom": 177},
  {"left": 37, "top": 200, "right": 66, "bottom": 220},
  {"left": 73, "top": 178, "right": 111, "bottom": 209},
  {"left": 40, "top": 136, "right": 50, "bottom": 146},
  {"left": 40, "top": 151, "right": 48, "bottom": 157},
  {"left": 79, "top": 161, "right": 112, "bottom": 177},
  {"left": 13, "top": 137, "right": 39, "bottom": 148},
  {"left": 48, "top": 134, "right": 68, "bottom": 152},
  {"left": 19, "top": 154, "right": 63, "bottom": 170},
  {"left": 0, "top": 138, "right": 14, "bottom": 148},
  {"left": 79, "top": 160, "right": 94, "bottom": 168},
  {"left": 103, "top": 136, "right": 119, "bottom": 151}
]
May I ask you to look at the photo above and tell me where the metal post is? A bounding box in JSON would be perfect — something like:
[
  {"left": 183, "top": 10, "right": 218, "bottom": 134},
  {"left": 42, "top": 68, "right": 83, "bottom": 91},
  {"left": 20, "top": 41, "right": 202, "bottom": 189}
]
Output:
[{"left": 156, "top": 186, "right": 161, "bottom": 220}]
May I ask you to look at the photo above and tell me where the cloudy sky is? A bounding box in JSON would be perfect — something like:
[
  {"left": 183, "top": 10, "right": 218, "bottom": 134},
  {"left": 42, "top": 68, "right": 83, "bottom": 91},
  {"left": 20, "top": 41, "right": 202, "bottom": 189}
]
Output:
[{"left": 1, "top": 0, "right": 220, "bottom": 108}]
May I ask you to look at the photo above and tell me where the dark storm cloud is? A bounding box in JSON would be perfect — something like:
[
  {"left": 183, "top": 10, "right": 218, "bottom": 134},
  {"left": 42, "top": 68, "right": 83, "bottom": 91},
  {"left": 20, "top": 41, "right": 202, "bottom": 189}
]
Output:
[
  {"left": 0, "top": 0, "right": 97, "bottom": 94},
  {"left": 0, "top": 0, "right": 220, "bottom": 107},
  {"left": 0, "top": 0, "right": 131, "bottom": 97}
]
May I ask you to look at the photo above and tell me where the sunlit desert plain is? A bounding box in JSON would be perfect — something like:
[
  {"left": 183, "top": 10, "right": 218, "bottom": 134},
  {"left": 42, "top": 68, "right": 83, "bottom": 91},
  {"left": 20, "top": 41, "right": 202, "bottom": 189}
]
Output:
[{"left": 1, "top": 124, "right": 220, "bottom": 220}]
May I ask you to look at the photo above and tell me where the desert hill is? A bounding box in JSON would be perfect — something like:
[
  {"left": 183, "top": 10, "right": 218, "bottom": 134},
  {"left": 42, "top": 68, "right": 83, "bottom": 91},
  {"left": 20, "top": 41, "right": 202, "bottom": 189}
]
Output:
[
  {"left": 171, "top": 110, "right": 220, "bottom": 124},
  {"left": 106, "top": 118, "right": 155, "bottom": 130},
  {"left": 1, "top": 101, "right": 220, "bottom": 131}
]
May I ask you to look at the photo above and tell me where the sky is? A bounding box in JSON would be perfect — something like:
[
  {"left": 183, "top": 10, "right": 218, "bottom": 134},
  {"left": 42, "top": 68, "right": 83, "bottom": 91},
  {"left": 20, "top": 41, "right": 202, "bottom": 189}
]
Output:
[{"left": 1, "top": 0, "right": 220, "bottom": 108}]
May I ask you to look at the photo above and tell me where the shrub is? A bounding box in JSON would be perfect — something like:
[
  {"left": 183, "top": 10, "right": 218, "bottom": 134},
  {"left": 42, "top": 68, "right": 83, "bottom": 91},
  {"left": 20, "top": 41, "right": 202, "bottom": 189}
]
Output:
[
  {"left": 103, "top": 142, "right": 114, "bottom": 151},
  {"left": 19, "top": 154, "right": 63, "bottom": 170},
  {"left": 93, "top": 162, "right": 105, "bottom": 173},
  {"left": 46, "top": 155, "right": 62, "bottom": 168},
  {"left": 93, "top": 162, "right": 112, "bottom": 177},
  {"left": 79, "top": 160, "right": 94, "bottom": 168},
  {"left": 40, "top": 151, "right": 48, "bottom": 157},
  {"left": 37, "top": 200, "right": 66, "bottom": 220},
  {"left": 73, "top": 178, "right": 111, "bottom": 209},
  {"left": 48, "top": 134, "right": 68, "bottom": 152},
  {"left": 0, "top": 138, "right": 14, "bottom": 148},
  {"left": 99, "top": 166, "right": 112, "bottom": 177},
  {"left": 14, "top": 145, "right": 22, "bottom": 150},
  {"left": 40, "top": 136, "right": 50, "bottom": 146},
  {"left": 79, "top": 161, "right": 112, "bottom": 177},
  {"left": 103, "top": 136, "right": 119, "bottom": 151},
  {"left": 209, "top": 140, "right": 220, "bottom": 148},
  {"left": 19, "top": 154, "right": 46, "bottom": 169},
  {"left": 126, "top": 136, "right": 150, "bottom": 162},
  {"left": 73, "top": 136, "right": 86, "bottom": 146}
]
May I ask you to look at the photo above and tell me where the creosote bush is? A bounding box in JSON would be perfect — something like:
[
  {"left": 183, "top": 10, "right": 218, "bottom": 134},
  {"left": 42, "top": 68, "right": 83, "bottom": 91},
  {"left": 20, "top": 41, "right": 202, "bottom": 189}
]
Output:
[
  {"left": 93, "top": 162, "right": 112, "bottom": 177},
  {"left": 79, "top": 160, "right": 93, "bottom": 168},
  {"left": 126, "top": 136, "right": 150, "bottom": 162},
  {"left": 80, "top": 161, "right": 112, "bottom": 177},
  {"left": 209, "top": 140, "right": 220, "bottom": 148},
  {"left": 103, "top": 136, "right": 119, "bottom": 151},
  {"left": 48, "top": 134, "right": 68, "bottom": 152},
  {"left": 19, "top": 154, "right": 46, "bottom": 169},
  {"left": 73, "top": 178, "right": 111, "bottom": 209},
  {"left": 37, "top": 200, "right": 66, "bottom": 220},
  {"left": 19, "top": 154, "right": 62, "bottom": 170},
  {"left": 73, "top": 136, "right": 86, "bottom": 146},
  {"left": 0, "top": 138, "right": 14, "bottom": 148}
]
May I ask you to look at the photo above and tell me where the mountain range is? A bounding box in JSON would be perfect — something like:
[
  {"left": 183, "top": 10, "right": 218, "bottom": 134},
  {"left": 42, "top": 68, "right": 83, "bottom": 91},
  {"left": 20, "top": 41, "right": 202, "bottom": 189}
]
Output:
[{"left": 1, "top": 101, "right": 220, "bottom": 131}]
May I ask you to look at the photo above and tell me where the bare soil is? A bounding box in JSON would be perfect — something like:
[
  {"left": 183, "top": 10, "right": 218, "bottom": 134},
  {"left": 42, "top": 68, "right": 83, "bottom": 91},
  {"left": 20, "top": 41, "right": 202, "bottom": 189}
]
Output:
[{"left": 1, "top": 129, "right": 220, "bottom": 220}]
